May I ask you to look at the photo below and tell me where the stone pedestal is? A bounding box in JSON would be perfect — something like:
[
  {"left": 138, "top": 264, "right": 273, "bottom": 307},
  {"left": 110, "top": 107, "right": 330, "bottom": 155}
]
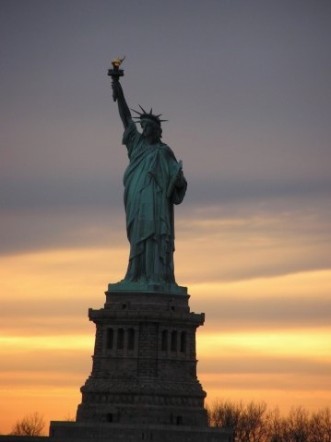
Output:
[
  {"left": 50, "top": 286, "right": 231, "bottom": 441},
  {"left": 50, "top": 421, "right": 232, "bottom": 441}
]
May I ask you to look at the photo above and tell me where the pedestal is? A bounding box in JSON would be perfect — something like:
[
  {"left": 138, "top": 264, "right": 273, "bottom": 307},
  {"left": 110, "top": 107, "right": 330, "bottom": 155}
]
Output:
[{"left": 49, "top": 286, "right": 232, "bottom": 441}]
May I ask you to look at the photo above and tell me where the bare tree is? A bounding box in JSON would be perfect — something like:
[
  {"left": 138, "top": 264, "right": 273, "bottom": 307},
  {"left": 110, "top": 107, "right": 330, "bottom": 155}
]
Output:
[
  {"left": 208, "top": 400, "right": 331, "bottom": 442},
  {"left": 265, "top": 407, "right": 287, "bottom": 441},
  {"left": 10, "top": 412, "right": 45, "bottom": 436},
  {"left": 208, "top": 399, "right": 267, "bottom": 441},
  {"left": 283, "top": 407, "right": 310, "bottom": 442},
  {"left": 208, "top": 399, "right": 243, "bottom": 430},
  {"left": 239, "top": 401, "right": 268, "bottom": 442},
  {"left": 310, "top": 407, "right": 331, "bottom": 442}
]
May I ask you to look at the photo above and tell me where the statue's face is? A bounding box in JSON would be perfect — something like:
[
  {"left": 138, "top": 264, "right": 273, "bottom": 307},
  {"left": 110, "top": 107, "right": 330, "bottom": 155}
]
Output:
[{"left": 141, "top": 120, "right": 158, "bottom": 141}]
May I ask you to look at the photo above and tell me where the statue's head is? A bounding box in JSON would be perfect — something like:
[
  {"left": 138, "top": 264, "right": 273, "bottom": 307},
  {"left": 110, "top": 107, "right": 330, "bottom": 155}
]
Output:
[
  {"left": 140, "top": 118, "right": 162, "bottom": 141},
  {"left": 132, "top": 106, "right": 167, "bottom": 141}
]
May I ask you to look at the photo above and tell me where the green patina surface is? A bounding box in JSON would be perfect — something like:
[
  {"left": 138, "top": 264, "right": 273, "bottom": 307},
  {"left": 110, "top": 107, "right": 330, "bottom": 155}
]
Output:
[{"left": 111, "top": 74, "right": 187, "bottom": 291}]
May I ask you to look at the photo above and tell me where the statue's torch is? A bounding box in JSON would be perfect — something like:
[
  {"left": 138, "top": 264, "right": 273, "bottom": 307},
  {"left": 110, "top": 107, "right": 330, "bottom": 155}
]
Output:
[{"left": 108, "top": 56, "right": 125, "bottom": 102}]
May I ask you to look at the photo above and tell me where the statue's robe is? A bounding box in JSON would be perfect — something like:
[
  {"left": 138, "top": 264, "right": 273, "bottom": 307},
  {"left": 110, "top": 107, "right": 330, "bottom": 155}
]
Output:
[{"left": 122, "top": 121, "right": 187, "bottom": 284}]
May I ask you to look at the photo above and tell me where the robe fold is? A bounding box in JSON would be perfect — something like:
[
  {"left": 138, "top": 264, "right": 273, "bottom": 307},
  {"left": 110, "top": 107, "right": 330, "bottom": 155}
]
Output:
[{"left": 122, "top": 121, "right": 187, "bottom": 284}]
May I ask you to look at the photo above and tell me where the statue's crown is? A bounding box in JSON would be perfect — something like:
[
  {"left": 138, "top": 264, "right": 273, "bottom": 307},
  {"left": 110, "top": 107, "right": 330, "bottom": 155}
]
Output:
[{"left": 132, "top": 105, "right": 167, "bottom": 127}]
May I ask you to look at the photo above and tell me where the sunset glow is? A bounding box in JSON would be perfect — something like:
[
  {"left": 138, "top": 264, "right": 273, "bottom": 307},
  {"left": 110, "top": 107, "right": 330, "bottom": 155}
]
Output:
[
  {"left": 1, "top": 246, "right": 331, "bottom": 433},
  {"left": 1, "top": 0, "right": 331, "bottom": 436}
]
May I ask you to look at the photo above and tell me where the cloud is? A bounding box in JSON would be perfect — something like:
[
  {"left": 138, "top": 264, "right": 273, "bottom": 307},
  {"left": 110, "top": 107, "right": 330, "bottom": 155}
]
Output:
[
  {"left": 2, "top": 182, "right": 330, "bottom": 284},
  {"left": 0, "top": 207, "right": 126, "bottom": 255},
  {"left": 175, "top": 202, "right": 331, "bottom": 284},
  {"left": 186, "top": 178, "right": 331, "bottom": 206},
  {"left": 200, "top": 355, "right": 331, "bottom": 377},
  {"left": 201, "top": 372, "right": 331, "bottom": 402},
  {"left": 188, "top": 270, "right": 331, "bottom": 330},
  {"left": 197, "top": 294, "right": 331, "bottom": 331},
  {"left": 0, "top": 351, "right": 90, "bottom": 377}
]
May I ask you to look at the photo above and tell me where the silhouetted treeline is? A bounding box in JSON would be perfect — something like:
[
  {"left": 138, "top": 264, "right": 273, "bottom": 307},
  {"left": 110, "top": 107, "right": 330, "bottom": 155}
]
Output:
[
  {"left": 4, "top": 404, "right": 331, "bottom": 441},
  {"left": 207, "top": 400, "right": 331, "bottom": 442}
]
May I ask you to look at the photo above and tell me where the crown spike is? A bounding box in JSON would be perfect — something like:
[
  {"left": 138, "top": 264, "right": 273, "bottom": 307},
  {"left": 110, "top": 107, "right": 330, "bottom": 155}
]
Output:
[
  {"left": 131, "top": 104, "right": 167, "bottom": 126},
  {"left": 131, "top": 108, "right": 143, "bottom": 116},
  {"left": 138, "top": 104, "right": 148, "bottom": 114}
]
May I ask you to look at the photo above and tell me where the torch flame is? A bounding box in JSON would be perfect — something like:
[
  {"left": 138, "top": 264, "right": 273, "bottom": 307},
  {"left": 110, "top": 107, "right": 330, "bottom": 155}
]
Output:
[{"left": 111, "top": 56, "right": 126, "bottom": 69}]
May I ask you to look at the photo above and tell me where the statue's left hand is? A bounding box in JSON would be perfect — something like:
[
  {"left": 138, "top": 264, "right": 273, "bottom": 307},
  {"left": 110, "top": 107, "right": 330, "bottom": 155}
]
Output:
[{"left": 175, "top": 169, "right": 186, "bottom": 187}]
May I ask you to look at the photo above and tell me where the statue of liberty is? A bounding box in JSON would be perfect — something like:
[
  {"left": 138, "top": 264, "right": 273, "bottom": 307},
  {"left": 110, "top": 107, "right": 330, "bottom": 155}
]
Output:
[{"left": 109, "top": 59, "right": 187, "bottom": 293}]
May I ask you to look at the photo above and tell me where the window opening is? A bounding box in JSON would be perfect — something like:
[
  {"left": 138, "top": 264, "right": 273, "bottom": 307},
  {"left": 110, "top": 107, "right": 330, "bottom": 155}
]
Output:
[
  {"left": 161, "top": 330, "right": 168, "bottom": 351},
  {"left": 171, "top": 330, "right": 177, "bottom": 352},
  {"left": 117, "top": 328, "right": 124, "bottom": 349},
  {"left": 176, "top": 415, "right": 183, "bottom": 425},
  {"left": 107, "top": 328, "right": 114, "bottom": 349},
  {"left": 107, "top": 413, "right": 113, "bottom": 423},
  {"left": 180, "top": 331, "right": 186, "bottom": 353},
  {"left": 128, "top": 328, "right": 135, "bottom": 350}
]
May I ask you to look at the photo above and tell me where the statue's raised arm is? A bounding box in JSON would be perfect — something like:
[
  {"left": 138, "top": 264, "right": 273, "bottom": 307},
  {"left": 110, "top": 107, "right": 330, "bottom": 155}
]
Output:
[{"left": 108, "top": 57, "right": 132, "bottom": 129}]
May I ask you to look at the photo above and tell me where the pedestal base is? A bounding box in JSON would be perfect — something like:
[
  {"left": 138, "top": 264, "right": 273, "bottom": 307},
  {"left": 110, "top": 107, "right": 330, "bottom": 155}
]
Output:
[
  {"left": 50, "top": 421, "right": 232, "bottom": 442},
  {"left": 77, "top": 288, "right": 208, "bottom": 427},
  {"left": 50, "top": 287, "right": 233, "bottom": 441},
  {"left": 108, "top": 280, "right": 187, "bottom": 295}
]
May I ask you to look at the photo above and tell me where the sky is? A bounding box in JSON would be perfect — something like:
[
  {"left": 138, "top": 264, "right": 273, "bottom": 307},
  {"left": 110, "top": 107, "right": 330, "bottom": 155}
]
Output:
[{"left": 1, "top": 0, "right": 331, "bottom": 435}]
